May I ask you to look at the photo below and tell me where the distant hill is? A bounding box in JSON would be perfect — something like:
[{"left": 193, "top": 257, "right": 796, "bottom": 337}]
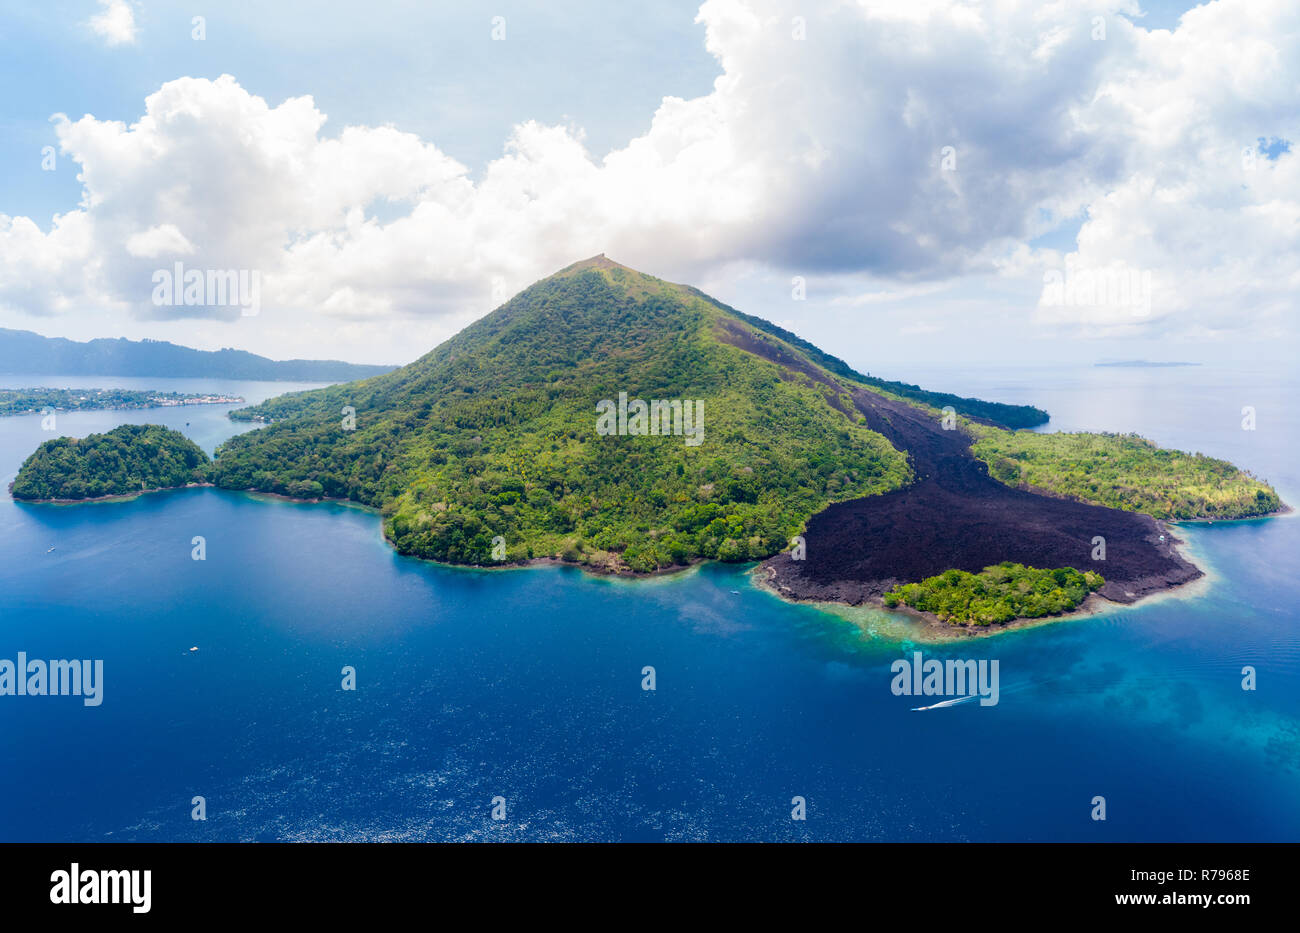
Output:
[{"left": 0, "top": 328, "right": 396, "bottom": 382}]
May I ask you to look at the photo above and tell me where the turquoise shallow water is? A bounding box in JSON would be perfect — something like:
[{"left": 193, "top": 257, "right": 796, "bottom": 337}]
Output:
[{"left": 0, "top": 366, "right": 1296, "bottom": 841}]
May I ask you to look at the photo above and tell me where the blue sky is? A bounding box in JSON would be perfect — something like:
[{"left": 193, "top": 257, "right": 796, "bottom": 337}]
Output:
[
  {"left": 0, "top": 1, "right": 720, "bottom": 222},
  {"left": 0, "top": 0, "right": 1294, "bottom": 373}
]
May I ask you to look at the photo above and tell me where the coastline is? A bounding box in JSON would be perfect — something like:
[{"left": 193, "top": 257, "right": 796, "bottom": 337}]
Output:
[
  {"left": 750, "top": 529, "right": 1220, "bottom": 643},
  {"left": 8, "top": 477, "right": 703, "bottom": 579},
  {"left": 238, "top": 488, "right": 722, "bottom": 583},
  {"left": 0, "top": 399, "right": 245, "bottom": 419},
  {"left": 382, "top": 537, "right": 709, "bottom": 581},
  {"left": 236, "top": 488, "right": 381, "bottom": 513},
  {"left": 1172, "top": 502, "right": 1294, "bottom": 523},
  {"left": 1009, "top": 477, "right": 1292, "bottom": 524},
  {"left": 10, "top": 481, "right": 215, "bottom": 505},
  {"left": 11, "top": 476, "right": 1270, "bottom": 637},
  {"left": 209, "top": 486, "right": 709, "bottom": 580}
]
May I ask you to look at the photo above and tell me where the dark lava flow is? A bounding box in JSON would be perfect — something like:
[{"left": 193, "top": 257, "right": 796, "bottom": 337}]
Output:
[{"left": 761, "top": 386, "right": 1202, "bottom": 607}]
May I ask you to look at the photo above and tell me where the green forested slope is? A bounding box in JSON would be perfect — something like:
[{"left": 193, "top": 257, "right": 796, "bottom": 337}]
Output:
[
  {"left": 12, "top": 424, "right": 211, "bottom": 500},
  {"left": 12, "top": 257, "right": 1280, "bottom": 567},
  {"left": 213, "top": 258, "right": 912, "bottom": 570},
  {"left": 968, "top": 426, "right": 1281, "bottom": 520},
  {"left": 883, "top": 563, "right": 1106, "bottom": 625}
]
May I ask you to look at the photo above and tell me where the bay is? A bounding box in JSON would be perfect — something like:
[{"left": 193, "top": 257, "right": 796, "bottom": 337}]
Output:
[{"left": 0, "top": 366, "right": 1296, "bottom": 841}]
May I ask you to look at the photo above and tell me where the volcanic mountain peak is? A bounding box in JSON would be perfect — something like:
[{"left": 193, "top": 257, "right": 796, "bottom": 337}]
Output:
[
  {"left": 556, "top": 253, "right": 634, "bottom": 276},
  {"left": 534, "top": 253, "right": 690, "bottom": 308}
]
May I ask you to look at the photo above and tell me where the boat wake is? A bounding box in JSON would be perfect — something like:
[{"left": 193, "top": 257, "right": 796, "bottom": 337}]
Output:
[{"left": 912, "top": 694, "right": 980, "bottom": 711}]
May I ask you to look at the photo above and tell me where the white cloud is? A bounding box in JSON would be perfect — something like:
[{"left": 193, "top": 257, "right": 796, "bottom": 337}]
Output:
[
  {"left": 125, "top": 223, "right": 195, "bottom": 258},
  {"left": 88, "top": 0, "right": 137, "bottom": 47},
  {"left": 832, "top": 282, "right": 952, "bottom": 307},
  {"left": 3, "top": 0, "right": 1298, "bottom": 362}
]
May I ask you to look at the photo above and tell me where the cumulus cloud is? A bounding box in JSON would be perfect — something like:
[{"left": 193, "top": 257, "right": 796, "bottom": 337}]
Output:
[
  {"left": 4, "top": 0, "right": 1298, "bottom": 359},
  {"left": 1023, "top": 0, "right": 1300, "bottom": 339},
  {"left": 88, "top": 0, "right": 137, "bottom": 46},
  {"left": 125, "top": 224, "right": 196, "bottom": 259}
]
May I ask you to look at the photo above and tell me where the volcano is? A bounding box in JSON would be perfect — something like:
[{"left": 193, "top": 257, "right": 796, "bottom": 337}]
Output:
[{"left": 210, "top": 256, "right": 1236, "bottom": 618}]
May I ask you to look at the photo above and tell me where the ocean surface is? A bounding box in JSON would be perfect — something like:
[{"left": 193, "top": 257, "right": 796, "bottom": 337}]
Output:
[{"left": 1, "top": 365, "right": 1297, "bottom": 842}]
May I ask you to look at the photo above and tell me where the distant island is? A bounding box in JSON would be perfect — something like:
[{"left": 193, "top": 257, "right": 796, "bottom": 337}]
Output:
[
  {"left": 1094, "top": 360, "right": 1200, "bottom": 367},
  {"left": 0, "top": 328, "right": 397, "bottom": 382},
  {"left": 0, "top": 387, "right": 243, "bottom": 417},
  {"left": 10, "top": 424, "right": 211, "bottom": 502},
  {"left": 12, "top": 257, "right": 1286, "bottom": 632}
]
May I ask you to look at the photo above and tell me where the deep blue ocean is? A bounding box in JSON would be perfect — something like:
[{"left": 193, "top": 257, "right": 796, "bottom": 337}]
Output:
[{"left": 1, "top": 366, "right": 1297, "bottom": 841}]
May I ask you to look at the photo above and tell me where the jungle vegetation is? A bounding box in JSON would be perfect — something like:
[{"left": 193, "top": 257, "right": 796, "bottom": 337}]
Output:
[
  {"left": 12, "top": 424, "right": 212, "bottom": 500},
  {"left": 213, "top": 259, "right": 913, "bottom": 570},
  {"left": 883, "top": 562, "right": 1105, "bottom": 625},
  {"left": 968, "top": 426, "right": 1281, "bottom": 520},
  {"left": 204, "top": 257, "right": 1282, "bottom": 574},
  {"left": 706, "top": 295, "right": 1050, "bottom": 429}
]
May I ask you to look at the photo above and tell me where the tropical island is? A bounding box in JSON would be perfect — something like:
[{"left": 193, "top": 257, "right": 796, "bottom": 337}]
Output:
[
  {"left": 882, "top": 563, "right": 1106, "bottom": 626},
  {"left": 11, "top": 257, "right": 1285, "bottom": 631},
  {"left": 1094, "top": 360, "right": 1200, "bottom": 367},
  {"left": 10, "top": 424, "right": 211, "bottom": 501},
  {"left": 0, "top": 387, "right": 243, "bottom": 417}
]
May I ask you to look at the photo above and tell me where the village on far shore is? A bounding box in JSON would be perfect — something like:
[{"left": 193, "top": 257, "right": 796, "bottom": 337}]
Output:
[{"left": 0, "top": 387, "right": 243, "bottom": 417}]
